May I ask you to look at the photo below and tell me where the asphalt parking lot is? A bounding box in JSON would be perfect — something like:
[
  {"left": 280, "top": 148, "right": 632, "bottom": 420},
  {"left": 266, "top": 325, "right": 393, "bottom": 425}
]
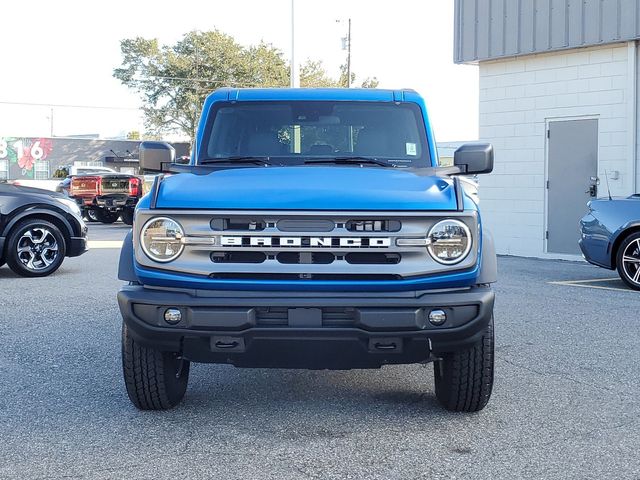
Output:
[{"left": 1, "top": 223, "right": 639, "bottom": 479}]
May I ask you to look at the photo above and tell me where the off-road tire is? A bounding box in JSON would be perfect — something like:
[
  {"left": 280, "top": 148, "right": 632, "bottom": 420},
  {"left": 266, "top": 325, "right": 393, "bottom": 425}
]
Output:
[
  {"left": 434, "top": 316, "right": 494, "bottom": 412},
  {"left": 6, "top": 219, "right": 67, "bottom": 277},
  {"left": 95, "top": 209, "right": 119, "bottom": 224},
  {"left": 122, "top": 322, "right": 190, "bottom": 410},
  {"left": 616, "top": 231, "right": 640, "bottom": 291},
  {"left": 120, "top": 208, "right": 134, "bottom": 226}
]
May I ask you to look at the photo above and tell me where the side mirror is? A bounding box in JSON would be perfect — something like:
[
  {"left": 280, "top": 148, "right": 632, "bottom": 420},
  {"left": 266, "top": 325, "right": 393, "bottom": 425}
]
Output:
[
  {"left": 139, "top": 141, "right": 175, "bottom": 172},
  {"left": 453, "top": 143, "right": 493, "bottom": 174}
]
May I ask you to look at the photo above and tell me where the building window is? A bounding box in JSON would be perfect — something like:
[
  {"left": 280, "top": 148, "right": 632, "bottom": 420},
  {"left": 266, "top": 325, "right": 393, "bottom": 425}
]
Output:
[
  {"left": 0, "top": 159, "right": 8, "bottom": 180},
  {"left": 34, "top": 160, "right": 50, "bottom": 180}
]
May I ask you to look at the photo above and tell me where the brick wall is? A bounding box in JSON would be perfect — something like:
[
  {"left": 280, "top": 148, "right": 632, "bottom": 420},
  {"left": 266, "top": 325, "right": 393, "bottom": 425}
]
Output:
[{"left": 478, "top": 43, "right": 635, "bottom": 257}]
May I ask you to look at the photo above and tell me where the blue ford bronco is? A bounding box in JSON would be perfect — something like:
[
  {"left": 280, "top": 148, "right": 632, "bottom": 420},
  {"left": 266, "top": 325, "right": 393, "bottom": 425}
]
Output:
[{"left": 117, "top": 88, "right": 496, "bottom": 412}]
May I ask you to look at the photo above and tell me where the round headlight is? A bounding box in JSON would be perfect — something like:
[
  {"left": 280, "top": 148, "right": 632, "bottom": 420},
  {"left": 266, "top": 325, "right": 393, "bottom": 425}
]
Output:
[
  {"left": 140, "top": 217, "right": 184, "bottom": 262},
  {"left": 427, "top": 219, "right": 472, "bottom": 265}
]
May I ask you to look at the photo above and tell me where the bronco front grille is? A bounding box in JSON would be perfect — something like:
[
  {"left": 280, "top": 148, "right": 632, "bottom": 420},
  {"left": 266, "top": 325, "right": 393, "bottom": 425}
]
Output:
[{"left": 134, "top": 210, "right": 480, "bottom": 280}]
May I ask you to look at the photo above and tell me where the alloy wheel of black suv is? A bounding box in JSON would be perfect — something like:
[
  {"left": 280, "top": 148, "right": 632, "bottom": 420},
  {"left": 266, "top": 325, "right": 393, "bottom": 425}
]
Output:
[
  {"left": 6, "top": 219, "right": 66, "bottom": 277},
  {"left": 616, "top": 232, "right": 640, "bottom": 291}
]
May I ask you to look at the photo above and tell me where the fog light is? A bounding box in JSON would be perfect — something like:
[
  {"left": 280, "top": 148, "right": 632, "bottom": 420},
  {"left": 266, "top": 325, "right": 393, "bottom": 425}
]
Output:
[
  {"left": 164, "top": 308, "right": 182, "bottom": 324},
  {"left": 428, "top": 309, "right": 447, "bottom": 326}
]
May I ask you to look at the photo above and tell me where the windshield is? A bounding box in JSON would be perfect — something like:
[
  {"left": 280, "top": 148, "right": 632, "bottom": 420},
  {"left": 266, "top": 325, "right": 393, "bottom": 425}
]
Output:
[{"left": 201, "top": 101, "right": 431, "bottom": 167}]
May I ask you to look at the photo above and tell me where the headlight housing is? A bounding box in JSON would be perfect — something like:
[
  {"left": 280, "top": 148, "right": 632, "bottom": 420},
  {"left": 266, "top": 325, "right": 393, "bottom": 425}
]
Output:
[
  {"left": 427, "top": 219, "right": 472, "bottom": 265},
  {"left": 140, "top": 217, "right": 184, "bottom": 262}
]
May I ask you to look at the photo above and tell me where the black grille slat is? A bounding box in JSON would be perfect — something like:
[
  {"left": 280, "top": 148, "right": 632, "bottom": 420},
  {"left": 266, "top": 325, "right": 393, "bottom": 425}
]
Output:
[
  {"left": 211, "top": 252, "right": 266, "bottom": 264},
  {"left": 345, "top": 253, "right": 401, "bottom": 265},
  {"left": 210, "top": 218, "right": 266, "bottom": 231},
  {"left": 255, "top": 307, "right": 356, "bottom": 327},
  {"left": 277, "top": 219, "right": 334, "bottom": 232},
  {"left": 346, "top": 219, "right": 401, "bottom": 232},
  {"left": 277, "top": 252, "right": 334, "bottom": 264}
]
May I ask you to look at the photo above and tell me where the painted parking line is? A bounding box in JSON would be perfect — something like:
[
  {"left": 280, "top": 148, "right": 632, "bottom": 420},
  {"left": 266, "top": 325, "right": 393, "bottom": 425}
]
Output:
[
  {"left": 548, "top": 278, "right": 632, "bottom": 292},
  {"left": 88, "top": 240, "right": 123, "bottom": 249}
]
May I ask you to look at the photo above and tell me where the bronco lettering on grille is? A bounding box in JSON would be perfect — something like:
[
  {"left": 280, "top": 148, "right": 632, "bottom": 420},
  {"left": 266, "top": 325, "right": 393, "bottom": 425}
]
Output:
[{"left": 219, "top": 236, "right": 391, "bottom": 248}]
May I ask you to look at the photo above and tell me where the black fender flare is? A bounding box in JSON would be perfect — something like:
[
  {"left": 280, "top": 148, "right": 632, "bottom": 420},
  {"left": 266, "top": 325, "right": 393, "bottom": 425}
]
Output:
[
  {"left": 2, "top": 206, "right": 76, "bottom": 239},
  {"left": 478, "top": 228, "right": 497, "bottom": 284},
  {"left": 118, "top": 229, "right": 138, "bottom": 282}
]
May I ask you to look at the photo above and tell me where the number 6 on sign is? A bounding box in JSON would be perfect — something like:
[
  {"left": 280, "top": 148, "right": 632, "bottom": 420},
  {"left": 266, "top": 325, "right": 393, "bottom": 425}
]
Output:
[{"left": 31, "top": 141, "right": 44, "bottom": 160}]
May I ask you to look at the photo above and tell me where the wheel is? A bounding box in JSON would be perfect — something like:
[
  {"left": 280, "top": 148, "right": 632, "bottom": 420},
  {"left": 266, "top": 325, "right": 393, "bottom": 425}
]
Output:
[
  {"left": 94, "top": 209, "right": 119, "bottom": 224},
  {"left": 122, "top": 322, "right": 190, "bottom": 410},
  {"left": 434, "top": 316, "right": 494, "bottom": 412},
  {"left": 6, "top": 219, "right": 67, "bottom": 277},
  {"left": 120, "top": 208, "right": 134, "bottom": 226},
  {"left": 616, "top": 232, "right": 640, "bottom": 291},
  {"left": 84, "top": 209, "right": 99, "bottom": 223}
]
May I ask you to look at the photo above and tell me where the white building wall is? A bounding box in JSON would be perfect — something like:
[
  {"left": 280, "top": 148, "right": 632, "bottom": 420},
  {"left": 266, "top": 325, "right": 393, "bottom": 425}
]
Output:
[{"left": 479, "top": 43, "right": 637, "bottom": 257}]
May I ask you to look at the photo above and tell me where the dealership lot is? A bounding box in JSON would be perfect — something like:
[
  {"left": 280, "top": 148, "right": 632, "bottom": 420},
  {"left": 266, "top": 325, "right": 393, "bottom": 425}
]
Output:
[{"left": 1, "top": 223, "right": 639, "bottom": 479}]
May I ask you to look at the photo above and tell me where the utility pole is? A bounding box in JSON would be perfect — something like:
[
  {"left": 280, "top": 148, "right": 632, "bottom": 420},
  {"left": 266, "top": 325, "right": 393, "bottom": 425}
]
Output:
[
  {"left": 49, "top": 107, "right": 54, "bottom": 137},
  {"left": 290, "top": 0, "right": 300, "bottom": 88}
]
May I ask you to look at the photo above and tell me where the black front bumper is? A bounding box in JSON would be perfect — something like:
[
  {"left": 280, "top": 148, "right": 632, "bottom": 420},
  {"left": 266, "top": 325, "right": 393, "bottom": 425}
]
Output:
[
  {"left": 118, "top": 285, "right": 495, "bottom": 369},
  {"left": 67, "top": 236, "right": 88, "bottom": 257}
]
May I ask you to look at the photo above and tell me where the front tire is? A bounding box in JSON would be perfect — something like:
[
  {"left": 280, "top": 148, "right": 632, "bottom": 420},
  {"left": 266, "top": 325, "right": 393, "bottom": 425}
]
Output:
[
  {"left": 434, "top": 316, "right": 494, "bottom": 412},
  {"left": 122, "top": 322, "right": 190, "bottom": 410},
  {"left": 120, "top": 207, "right": 134, "bottom": 226},
  {"left": 6, "top": 219, "right": 67, "bottom": 277},
  {"left": 616, "top": 232, "right": 640, "bottom": 291}
]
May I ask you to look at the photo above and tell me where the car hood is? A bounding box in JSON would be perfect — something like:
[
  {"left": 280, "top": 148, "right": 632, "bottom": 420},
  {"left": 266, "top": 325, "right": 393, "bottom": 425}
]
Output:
[
  {"left": 7, "top": 184, "right": 66, "bottom": 199},
  {"left": 154, "top": 166, "right": 459, "bottom": 211}
]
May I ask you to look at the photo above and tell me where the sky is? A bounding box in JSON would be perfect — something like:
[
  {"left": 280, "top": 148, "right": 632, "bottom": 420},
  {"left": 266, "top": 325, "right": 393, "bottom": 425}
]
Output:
[{"left": 0, "top": 0, "right": 479, "bottom": 142}]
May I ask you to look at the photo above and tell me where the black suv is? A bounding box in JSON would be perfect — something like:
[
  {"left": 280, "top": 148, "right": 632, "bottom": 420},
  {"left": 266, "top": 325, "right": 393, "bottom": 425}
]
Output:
[{"left": 0, "top": 182, "right": 88, "bottom": 277}]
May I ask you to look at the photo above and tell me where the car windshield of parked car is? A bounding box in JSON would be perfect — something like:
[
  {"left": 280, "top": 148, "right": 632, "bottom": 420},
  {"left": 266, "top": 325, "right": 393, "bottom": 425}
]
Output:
[{"left": 201, "top": 101, "right": 431, "bottom": 167}]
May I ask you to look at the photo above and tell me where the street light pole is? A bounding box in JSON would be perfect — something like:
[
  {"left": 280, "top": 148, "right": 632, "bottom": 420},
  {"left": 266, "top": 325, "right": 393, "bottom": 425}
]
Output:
[
  {"left": 290, "top": 0, "right": 300, "bottom": 88},
  {"left": 346, "top": 18, "right": 351, "bottom": 88}
]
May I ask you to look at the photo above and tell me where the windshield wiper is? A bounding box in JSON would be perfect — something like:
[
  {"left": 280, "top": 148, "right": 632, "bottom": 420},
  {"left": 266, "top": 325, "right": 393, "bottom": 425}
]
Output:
[
  {"left": 200, "top": 156, "right": 275, "bottom": 166},
  {"left": 304, "top": 156, "right": 392, "bottom": 168}
]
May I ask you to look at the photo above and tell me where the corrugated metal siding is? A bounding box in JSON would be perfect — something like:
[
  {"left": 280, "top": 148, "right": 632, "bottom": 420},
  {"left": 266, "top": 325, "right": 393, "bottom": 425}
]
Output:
[{"left": 455, "top": 0, "right": 640, "bottom": 63}]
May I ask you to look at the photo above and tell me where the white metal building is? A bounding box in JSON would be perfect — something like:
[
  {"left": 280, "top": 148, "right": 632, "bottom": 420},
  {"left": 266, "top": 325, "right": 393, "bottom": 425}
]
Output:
[{"left": 454, "top": 0, "right": 640, "bottom": 257}]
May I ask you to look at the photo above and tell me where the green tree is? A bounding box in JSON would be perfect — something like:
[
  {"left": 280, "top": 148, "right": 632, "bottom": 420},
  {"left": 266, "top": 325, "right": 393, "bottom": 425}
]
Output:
[
  {"left": 338, "top": 63, "right": 379, "bottom": 88},
  {"left": 300, "top": 60, "right": 339, "bottom": 87},
  {"left": 114, "top": 30, "right": 378, "bottom": 142}
]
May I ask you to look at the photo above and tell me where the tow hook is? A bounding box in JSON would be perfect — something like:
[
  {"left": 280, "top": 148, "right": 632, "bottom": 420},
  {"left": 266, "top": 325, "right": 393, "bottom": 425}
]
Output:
[{"left": 369, "top": 337, "right": 402, "bottom": 353}]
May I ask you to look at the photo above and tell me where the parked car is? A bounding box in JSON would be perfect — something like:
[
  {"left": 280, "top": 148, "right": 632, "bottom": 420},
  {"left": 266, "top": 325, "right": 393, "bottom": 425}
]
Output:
[
  {"left": 580, "top": 195, "right": 640, "bottom": 290},
  {"left": 0, "top": 183, "right": 88, "bottom": 277},
  {"left": 57, "top": 170, "right": 124, "bottom": 222},
  {"left": 117, "top": 88, "right": 497, "bottom": 412},
  {"left": 69, "top": 173, "right": 142, "bottom": 225}
]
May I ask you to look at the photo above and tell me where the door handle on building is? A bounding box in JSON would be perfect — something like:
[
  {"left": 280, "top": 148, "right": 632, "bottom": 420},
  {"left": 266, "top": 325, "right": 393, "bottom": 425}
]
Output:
[{"left": 586, "top": 176, "right": 599, "bottom": 197}]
